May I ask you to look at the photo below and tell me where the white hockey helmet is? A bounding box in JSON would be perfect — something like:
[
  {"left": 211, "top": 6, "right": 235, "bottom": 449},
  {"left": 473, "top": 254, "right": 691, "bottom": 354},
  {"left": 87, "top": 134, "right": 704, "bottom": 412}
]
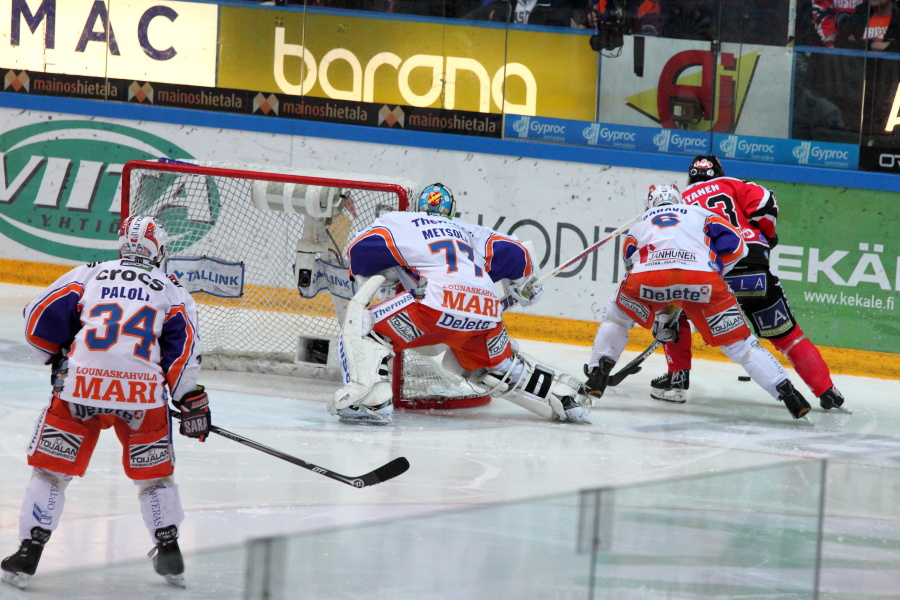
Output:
[
  {"left": 118, "top": 215, "right": 168, "bottom": 266},
  {"left": 646, "top": 184, "right": 682, "bottom": 210}
]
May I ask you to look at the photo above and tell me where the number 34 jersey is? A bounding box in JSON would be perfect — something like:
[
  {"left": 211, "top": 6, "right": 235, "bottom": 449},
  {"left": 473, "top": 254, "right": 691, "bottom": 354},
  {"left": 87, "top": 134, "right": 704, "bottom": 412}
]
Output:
[
  {"left": 347, "top": 211, "right": 535, "bottom": 322},
  {"left": 24, "top": 258, "right": 201, "bottom": 410}
]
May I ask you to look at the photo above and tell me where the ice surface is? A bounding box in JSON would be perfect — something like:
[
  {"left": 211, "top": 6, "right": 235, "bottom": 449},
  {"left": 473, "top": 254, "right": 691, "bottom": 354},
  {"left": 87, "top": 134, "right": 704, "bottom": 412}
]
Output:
[{"left": 1, "top": 282, "right": 898, "bottom": 599}]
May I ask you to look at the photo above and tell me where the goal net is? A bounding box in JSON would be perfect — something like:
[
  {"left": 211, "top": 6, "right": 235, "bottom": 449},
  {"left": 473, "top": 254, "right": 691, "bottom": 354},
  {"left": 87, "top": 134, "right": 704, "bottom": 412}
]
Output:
[{"left": 121, "top": 159, "right": 489, "bottom": 409}]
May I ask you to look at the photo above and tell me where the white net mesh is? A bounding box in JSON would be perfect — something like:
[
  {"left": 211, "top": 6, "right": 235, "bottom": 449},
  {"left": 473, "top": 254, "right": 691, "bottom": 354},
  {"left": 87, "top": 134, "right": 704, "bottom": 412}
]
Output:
[{"left": 122, "top": 160, "right": 488, "bottom": 407}]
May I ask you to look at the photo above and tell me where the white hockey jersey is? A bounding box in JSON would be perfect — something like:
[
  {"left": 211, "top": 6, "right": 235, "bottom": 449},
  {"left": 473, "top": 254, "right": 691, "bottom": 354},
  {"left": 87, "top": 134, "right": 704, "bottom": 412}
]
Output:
[
  {"left": 346, "top": 211, "right": 535, "bottom": 322},
  {"left": 622, "top": 204, "right": 747, "bottom": 275},
  {"left": 24, "top": 258, "right": 201, "bottom": 409}
]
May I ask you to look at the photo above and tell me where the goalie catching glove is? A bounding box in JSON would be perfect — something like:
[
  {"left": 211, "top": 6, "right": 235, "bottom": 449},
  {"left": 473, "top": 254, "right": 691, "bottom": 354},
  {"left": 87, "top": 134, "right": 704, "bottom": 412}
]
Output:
[
  {"left": 503, "top": 275, "right": 545, "bottom": 307},
  {"left": 172, "top": 386, "right": 211, "bottom": 442}
]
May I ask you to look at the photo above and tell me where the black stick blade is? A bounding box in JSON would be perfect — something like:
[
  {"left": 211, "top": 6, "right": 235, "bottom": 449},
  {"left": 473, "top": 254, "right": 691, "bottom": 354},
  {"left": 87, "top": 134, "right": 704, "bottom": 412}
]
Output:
[{"left": 360, "top": 456, "right": 410, "bottom": 487}]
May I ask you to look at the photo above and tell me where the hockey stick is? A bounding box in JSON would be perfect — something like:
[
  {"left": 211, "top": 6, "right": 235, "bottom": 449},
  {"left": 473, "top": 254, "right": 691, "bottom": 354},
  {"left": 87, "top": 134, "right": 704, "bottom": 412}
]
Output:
[
  {"left": 533, "top": 213, "right": 641, "bottom": 286},
  {"left": 171, "top": 411, "right": 409, "bottom": 488},
  {"left": 606, "top": 308, "right": 682, "bottom": 387},
  {"left": 606, "top": 340, "right": 660, "bottom": 386},
  {"left": 501, "top": 214, "right": 641, "bottom": 310}
]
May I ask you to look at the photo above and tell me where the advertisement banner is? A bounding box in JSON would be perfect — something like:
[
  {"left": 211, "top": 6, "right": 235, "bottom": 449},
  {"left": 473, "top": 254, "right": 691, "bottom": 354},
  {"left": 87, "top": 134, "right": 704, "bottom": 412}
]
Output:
[
  {"left": 0, "top": 108, "right": 894, "bottom": 354},
  {"left": 859, "top": 145, "right": 900, "bottom": 174},
  {"left": 599, "top": 38, "right": 792, "bottom": 138},
  {"left": 0, "top": 118, "right": 193, "bottom": 264},
  {"left": 216, "top": 7, "right": 598, "bottom": 121},
  {"left": 0, "top": 0, "right": 218, "bottom": 86},
  {"left": 766, "top": 180, "right": 898, "bottom": 354},
  {"left": 167, "top": 257, "right": 245, "bottom": 298},
  {"left": 713, "top": 133, "right": 858, "bottom": 169},
  {"left": 504, "top": 114, "right": 711, "bottom": 155}
]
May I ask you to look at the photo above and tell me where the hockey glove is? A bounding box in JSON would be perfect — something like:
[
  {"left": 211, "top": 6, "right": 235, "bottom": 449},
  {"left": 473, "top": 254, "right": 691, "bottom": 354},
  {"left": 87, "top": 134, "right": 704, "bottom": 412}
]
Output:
[
  {"left": 505, "top": 275, "right": 545, "bottom": 307},
  {"left": 651, "top": 309, "right": 681, "bottom": 343},
  {"left": 46, "top": 353, "right": 69, "bottom": 392},
  {"left": 173, "top": 386, "right": 211, "bottom": 442}
]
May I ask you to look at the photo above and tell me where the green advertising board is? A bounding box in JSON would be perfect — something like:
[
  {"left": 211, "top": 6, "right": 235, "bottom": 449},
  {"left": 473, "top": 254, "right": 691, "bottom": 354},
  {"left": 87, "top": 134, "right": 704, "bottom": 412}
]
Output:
[
  {"left": 764, "top": 180, "right": 898, "bottom": 354},
  {"left": 0, "top": 120, "right": 192, "bottom": 263}
]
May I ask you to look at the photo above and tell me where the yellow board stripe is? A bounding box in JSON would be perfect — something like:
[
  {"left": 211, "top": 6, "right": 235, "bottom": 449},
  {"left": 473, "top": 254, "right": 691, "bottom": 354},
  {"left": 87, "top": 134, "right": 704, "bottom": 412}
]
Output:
[
  {"left": 3, "top": 258, "right": 896, "bottom": 380},
  {"left": 502, "top": 312, "right": 900, "bottom": 382}
]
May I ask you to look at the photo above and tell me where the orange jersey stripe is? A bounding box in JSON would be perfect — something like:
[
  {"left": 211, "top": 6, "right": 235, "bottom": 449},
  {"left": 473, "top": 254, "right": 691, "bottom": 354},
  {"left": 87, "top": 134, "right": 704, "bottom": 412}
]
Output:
[{"left": 26, "top": 282, "right": 85, "bottom": 354}]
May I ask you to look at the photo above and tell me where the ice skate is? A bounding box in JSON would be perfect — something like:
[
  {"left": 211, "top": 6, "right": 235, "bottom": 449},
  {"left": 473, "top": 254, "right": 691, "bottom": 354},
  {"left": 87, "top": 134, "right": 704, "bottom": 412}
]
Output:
[
  {"left": 582, "top": 357, "right": 616, "bottom": 398},
  {"left": 819, "top": 386, "right": 851, "bottom": 413},
  {"left": 337, "top": 399, "right": 394, "bottom": 425},
  {"left": 149, "top": 525, "right": 185, "bottom": 588},
  {"left": 776, "top": 380, "right": 812, "bottom": 422},
  {"left": 1, "top": 527, "right": 51, "bottom": 590},
  {"left": 650, "top": 370, "right": 689, "bottom": 404}
]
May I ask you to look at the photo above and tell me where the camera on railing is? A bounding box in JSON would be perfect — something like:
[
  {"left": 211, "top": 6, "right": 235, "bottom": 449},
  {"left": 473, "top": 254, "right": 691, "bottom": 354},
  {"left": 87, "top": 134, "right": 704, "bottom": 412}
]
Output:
[
  {"left": 590, "top": 15, "right": 626, "bottom": 52},
  {"left": 590, "top": 5, "right": 634, "bottom": 56}
]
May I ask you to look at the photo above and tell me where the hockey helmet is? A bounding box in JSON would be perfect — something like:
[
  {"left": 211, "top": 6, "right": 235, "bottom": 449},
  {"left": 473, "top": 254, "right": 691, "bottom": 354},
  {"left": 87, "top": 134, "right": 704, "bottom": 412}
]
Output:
[
  {"left": 416, "top": 183, "right": 455, "bottom": 217},
  {"left": 687, "top": 155, "right": 725, "bottom": 185},
  {"left": 646, "top": 184, "right": 682, "bottom": 210},
  {"left": 118, "top": 215, "right": 168, "bottom": 266}
]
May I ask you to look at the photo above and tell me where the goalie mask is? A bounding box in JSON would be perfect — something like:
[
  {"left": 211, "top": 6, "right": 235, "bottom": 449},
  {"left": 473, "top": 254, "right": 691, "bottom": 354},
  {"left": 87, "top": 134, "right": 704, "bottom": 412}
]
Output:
[
  {"left": 646, "top": 184, "right": 681, "bottom": 209},
  {"left": 118, "top": 215, "right": 168, "bottom": 266},
  {"left": 416, "top": 183, "right": 455, "bottom": 218},
  {"left": 687, "top": 155, "right": 725, "bottom": 185}
]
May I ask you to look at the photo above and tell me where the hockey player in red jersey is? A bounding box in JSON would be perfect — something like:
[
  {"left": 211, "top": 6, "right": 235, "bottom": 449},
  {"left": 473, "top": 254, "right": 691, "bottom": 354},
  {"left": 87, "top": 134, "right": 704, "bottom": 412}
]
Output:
[
  {"left": 1, "top": 216, "right": 210, "bottom": 590},
  {"left": 582, "top": 184, "right": 812, "bottom": 421},
  {"left": 329, "top": 183, "right": 592, "bottom": 425},
  {"left": 648, "top": 156, "right": 846, "bottom": 412}
]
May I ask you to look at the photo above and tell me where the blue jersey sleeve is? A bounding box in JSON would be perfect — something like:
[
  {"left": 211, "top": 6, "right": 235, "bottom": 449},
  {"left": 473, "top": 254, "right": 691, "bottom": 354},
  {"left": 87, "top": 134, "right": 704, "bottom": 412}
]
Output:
[
  {"left": 347, "top": 227, "right": 406, "bottom": 278},
  {"left": 484, "top": 236, "right": 534, "bottom": 282}
]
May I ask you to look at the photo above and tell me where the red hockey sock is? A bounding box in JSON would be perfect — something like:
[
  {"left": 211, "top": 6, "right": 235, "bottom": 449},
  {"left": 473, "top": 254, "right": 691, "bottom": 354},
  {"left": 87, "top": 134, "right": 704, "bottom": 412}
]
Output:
[
  {"left": 663, "top": 315, "right": 693, "bottom": 372},
  {"left": 773, "top": 334, "right": 834, "bottom": 397}
]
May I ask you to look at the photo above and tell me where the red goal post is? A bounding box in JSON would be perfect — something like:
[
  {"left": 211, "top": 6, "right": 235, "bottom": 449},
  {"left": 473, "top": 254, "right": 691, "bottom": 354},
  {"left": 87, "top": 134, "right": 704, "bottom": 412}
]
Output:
[{"left": 120, "top": 159, "right": 489, "bottom": 410}]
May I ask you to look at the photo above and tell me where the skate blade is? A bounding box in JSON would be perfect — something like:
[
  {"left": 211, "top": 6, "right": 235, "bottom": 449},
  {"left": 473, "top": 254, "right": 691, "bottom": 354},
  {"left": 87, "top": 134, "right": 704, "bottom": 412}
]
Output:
[
  {"left": 338, "top": 416, "right": 392, "bottom": 426},
  {"left": 164, "top": 573, "right": 186, "bottom": 588},
  {"left": 2, "top": 570, "right": 31, "bottom": 590},
  {"left": 824, "top": 406, "right": 853, "bottom": 415},
  {"left": 650, "top": 393, "right": 686, "bottom": 404}
]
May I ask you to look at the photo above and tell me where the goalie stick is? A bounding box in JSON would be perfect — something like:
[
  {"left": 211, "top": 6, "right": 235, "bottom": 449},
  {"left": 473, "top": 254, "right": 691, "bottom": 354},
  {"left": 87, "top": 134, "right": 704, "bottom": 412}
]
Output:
[
  {"left": 501, "top": 213, "right": 641, "bottom": 310},
  {"left": 171, "top": 411, "right": 409, "bottom": 487},
  {"left": 533, "top": 213, "right": 641, "bottom": 286}
]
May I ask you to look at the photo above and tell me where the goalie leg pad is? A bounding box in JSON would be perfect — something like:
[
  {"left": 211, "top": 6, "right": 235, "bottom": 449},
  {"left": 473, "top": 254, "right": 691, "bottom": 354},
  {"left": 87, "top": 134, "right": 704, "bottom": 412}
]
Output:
[
  {"left": 330, "top": 273, "right": 393, "bottom": 416},
  {"left": 476, "top": 353, "right": 592, "bottom": 422},
  {"left": 331, "top": 334, "right": 392, "bottom": 412},
  {"left": 18, "top": 469, "right": 72, "bottom": 539}
]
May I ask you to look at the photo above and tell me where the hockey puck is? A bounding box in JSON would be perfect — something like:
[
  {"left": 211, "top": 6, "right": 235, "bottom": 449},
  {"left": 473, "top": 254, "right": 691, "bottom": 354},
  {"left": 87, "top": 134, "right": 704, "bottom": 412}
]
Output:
[{"left": 738, "top": 375, "right": 752, "bottom": 382}]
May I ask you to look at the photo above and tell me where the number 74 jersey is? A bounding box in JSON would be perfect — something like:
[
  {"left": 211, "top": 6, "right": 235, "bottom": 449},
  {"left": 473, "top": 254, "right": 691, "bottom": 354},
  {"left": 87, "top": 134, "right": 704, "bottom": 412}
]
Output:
[{"left": 23, "top": 258, "right": 201, "bottom": 409}]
